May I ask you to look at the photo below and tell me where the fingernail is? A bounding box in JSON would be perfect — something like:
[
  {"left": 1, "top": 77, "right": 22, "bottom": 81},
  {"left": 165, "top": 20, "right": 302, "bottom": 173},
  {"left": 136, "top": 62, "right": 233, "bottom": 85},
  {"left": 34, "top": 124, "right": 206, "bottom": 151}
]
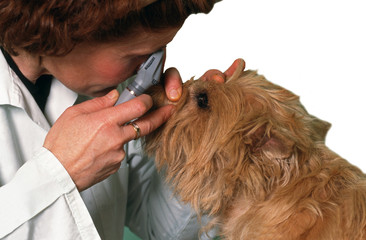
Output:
[{"left": 169, "top": 89, "right": 181, "bottom": 101}]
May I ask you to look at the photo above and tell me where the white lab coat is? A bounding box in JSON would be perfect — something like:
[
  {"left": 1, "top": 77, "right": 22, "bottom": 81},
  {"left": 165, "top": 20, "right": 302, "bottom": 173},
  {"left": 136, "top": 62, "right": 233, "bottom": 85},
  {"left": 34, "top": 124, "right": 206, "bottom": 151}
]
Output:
[{"left": 0, "top": 52, "right": 209, "bottom": 239}]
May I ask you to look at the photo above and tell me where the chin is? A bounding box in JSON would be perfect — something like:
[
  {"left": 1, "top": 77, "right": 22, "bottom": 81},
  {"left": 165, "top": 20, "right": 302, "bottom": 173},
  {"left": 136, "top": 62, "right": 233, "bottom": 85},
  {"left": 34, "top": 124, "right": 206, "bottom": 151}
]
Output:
[{"left": 87, "top": 87, "right": 117, "bottom": 97}]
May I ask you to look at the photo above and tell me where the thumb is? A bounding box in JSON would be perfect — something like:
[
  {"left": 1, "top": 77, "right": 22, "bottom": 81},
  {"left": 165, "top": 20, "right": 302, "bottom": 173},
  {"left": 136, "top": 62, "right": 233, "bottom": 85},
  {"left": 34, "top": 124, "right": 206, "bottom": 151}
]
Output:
[{"left": 76, "top": 89, "right": 119, "bottom": 113}]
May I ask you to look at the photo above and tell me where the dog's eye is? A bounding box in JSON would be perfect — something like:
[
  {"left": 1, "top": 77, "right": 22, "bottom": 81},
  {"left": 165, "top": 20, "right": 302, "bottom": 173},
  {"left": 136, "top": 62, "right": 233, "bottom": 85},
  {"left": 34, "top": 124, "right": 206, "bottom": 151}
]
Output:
[{"left": 196, "top": 92, "right": 209, "bottom": 109}]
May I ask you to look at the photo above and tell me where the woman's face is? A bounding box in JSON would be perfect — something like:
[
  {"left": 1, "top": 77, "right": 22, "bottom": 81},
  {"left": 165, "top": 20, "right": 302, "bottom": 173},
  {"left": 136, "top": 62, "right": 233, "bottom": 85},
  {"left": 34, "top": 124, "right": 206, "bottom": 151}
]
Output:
[{"left": 42, "top": 27, "right": 180, "bottom": 96}]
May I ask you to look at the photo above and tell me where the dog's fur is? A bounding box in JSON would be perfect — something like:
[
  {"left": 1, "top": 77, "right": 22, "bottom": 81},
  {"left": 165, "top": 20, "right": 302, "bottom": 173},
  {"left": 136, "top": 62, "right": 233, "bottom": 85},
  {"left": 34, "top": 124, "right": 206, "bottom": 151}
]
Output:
[{"left": 144, "top": 63, "right": 366, "bottom": 239}]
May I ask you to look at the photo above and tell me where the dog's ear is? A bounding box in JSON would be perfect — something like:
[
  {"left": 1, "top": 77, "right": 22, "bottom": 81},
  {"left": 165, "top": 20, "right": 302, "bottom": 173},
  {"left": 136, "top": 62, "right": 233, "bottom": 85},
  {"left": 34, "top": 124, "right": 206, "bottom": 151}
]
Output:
[
  {"left": 309, "top": 115, "right": 331, "bottom": 142},
  {"left": 261, "top": 129, "right": 294, "bottom": 158},
  {"left": 247, "top": 125, "right": 294, "bottom": 159}
]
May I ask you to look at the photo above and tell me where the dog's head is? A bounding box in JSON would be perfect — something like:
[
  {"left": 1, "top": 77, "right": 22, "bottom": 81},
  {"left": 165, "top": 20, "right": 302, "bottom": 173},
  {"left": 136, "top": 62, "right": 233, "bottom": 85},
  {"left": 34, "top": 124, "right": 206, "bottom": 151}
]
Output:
[{"left": 144, "top": 64, "right": 331, "bottom": 216}]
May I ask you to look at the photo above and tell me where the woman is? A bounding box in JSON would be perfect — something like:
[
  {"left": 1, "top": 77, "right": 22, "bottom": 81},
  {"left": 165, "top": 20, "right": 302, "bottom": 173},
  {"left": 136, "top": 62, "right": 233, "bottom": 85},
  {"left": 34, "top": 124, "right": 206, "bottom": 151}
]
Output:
[{"left": 0, "top": 0, "right": 240, "bottom": 239}]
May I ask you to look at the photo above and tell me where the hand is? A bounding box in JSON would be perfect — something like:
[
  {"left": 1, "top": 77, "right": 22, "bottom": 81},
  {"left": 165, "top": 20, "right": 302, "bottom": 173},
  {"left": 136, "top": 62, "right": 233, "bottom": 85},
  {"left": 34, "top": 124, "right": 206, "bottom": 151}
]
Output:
[
  {"left": 159, "top": 58, "right": 245, "bottom": 102},
  {"left": 199, "top": 58, "right": 246, "bottom": 83},
  {"left": 44, "top": 89, "right": 175, "bottom": 191}
]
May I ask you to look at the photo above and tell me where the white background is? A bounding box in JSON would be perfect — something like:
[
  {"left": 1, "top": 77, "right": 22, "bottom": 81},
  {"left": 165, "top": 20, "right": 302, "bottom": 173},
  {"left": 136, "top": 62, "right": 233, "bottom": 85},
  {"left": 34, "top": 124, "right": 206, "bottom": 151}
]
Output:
[{"left": 165, "top": 0, "right": 366, "bottom": 171}]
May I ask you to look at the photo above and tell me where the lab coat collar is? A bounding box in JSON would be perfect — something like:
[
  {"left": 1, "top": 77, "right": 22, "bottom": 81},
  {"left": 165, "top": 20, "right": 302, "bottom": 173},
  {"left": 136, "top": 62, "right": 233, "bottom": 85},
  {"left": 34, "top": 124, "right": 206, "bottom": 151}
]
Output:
[{"left": 0, "top": 52, "right": 78, "bottom": 130}]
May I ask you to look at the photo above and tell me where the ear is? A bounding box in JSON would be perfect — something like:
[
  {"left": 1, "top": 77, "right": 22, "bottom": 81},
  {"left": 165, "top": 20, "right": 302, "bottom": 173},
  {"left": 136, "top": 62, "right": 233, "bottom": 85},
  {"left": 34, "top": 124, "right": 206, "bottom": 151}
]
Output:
[
  {"left": 309, "top": 115, "right": 331, "bottom": 142},
  {"left": 248, "top": 125, "right": 294, "bottom": 159},
  {"left": 262, "top": 130, "right": 294, "bottom": 158}
]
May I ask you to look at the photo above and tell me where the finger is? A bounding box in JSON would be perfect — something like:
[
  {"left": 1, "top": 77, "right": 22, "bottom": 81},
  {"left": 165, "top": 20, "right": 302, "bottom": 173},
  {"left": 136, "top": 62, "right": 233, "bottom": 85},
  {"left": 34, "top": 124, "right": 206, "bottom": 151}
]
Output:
[
  {"left": 224, "top": 58, "right": 246, "bottom": 81},
  {"left": 110, "top": 94, "right": 153, "bottom": 125},
  {"left": 199, "top": 69, "right": 225, "bottom": 83},
  {"left": 163, "top": 67, "right": 182, "bottom": 102},
  {"left": 121, "top": 104, "right": 175, "bottom": 141},
  {"left": 74, "top": 89, "right": 119, "bottom": 113}
]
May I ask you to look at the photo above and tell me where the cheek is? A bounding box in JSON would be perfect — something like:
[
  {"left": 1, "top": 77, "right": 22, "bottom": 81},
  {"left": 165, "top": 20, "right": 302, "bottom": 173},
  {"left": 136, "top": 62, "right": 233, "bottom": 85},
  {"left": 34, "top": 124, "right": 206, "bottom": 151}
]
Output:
[
  {"left": 95, "top": 59, "right": 132, "bottom": 82},
  {"left": 94, "top": 56, "right": 148, "bottom": 84}
]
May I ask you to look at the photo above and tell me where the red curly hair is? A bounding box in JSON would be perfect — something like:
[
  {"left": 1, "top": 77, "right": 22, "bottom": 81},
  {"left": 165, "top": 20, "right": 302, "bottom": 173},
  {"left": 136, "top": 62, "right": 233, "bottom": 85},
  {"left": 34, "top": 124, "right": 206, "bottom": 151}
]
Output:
[{"left": 0, "top": 0, "right": 217, "bottom": 56}]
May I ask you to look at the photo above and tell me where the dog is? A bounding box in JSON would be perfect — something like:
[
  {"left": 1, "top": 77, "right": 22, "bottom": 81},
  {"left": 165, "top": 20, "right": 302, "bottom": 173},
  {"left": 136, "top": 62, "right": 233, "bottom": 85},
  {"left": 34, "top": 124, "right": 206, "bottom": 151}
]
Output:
[{"left": 144, "top": 59, "right": 366, "bottom": 239}]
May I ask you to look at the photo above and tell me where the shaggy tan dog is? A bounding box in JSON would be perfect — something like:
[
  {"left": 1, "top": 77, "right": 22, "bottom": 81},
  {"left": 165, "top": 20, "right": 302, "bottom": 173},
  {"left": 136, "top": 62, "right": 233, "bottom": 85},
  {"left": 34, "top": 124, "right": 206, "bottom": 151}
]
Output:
[{"left": 144, "top": 59, "right": 366, "bottom": 239}]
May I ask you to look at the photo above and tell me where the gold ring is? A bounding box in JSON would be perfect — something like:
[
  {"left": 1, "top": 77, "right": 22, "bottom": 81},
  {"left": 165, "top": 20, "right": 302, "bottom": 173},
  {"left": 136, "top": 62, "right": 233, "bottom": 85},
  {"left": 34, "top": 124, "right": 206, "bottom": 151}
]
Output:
[{"left": 129, "top": 122, "right": 141, "bottom": 140}]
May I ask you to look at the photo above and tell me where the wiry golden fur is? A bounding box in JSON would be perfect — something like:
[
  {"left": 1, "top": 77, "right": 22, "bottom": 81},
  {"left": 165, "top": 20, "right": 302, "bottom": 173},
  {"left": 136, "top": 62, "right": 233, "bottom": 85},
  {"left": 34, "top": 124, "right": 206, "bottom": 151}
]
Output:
[{"left": 144, "top": 63, "right": 366, "bottom": 239}]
